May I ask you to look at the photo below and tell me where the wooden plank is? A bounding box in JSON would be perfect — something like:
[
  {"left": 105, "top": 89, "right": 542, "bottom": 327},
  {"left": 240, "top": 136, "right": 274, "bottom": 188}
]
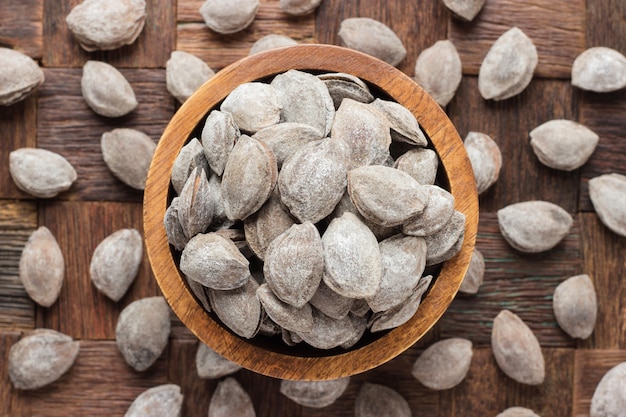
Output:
[
  {"left": 573, "top": 349, "right": 626, "bottom": 417},
  {"left": 36, "top": 201, "right": 161, "bottom": 340},
  {"left": 315, "top": 0, "right": 449, "bottom": 77},
  {"left": 43, "top": 0, "right": 175, "bottom": 68},
  {"left": 446, "top": 76, "right": 580, "bottom": 213},
  {"left": 578, "top": 89, "right": 626, "bottom": 211},
  {"left": 585, "top": 0, "right": 626, "bottom": 51},
  {"left": 0, "top": 332, "right": 30, "bottom": 416},
  {"left": 176, "top": 0, "right": 315, "bottom": 70},
  {"left": 0, "top": 95, "right": 38, "bottom": 200},
  {"left": 447, "top": 0, "right": 585, "bottom": 79},
  {"left": 0, "top": 0, "right": 43, "bottom": 59},
  {"left": 578, "top": 213, "right": 626, "bottom": 350},
  {"left": 37, "top": 68, "right": 174, "bottom": 202},
  {"left": 0, "top": 201, "right": 37, "bottom": 332},
  {"left": 440, "top": 212, "right": 582, "bottom": 347},
  {"left": 25, "top": 340, "right": 168, "bottom": 416}
]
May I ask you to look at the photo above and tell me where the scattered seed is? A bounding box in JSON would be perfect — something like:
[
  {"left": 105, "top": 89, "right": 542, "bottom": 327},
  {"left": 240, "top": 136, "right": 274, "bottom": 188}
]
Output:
[
  {"left": 279, "top": 0, "right": 322, "bottom": 15},
  {"left": 166, "top": 50, "right": 215, "bottom": 103},
  {"left": 458, "top": 248, "right": 484, "bottom": 294},
  {"left": 355, "top": 383, "right": 411, "bottom": 417},
  {"left": 250, "top": 34, "right": 298, "bottom": 55},
  {"left": 280, "top": 377, "right": 350, "bottom": 408},
  {"left": 572, "top": 47, "right": 626, "bottom": 93},
  {"left": 338, "top": 18, "right": 407, "bottom": 67},
  {"left": 441, "top": 0, "right": 485, "bottom": 21},
  {"left": 590, "top": 361, "right": 626, "bottom": 417},
  {"left": 196, "top": 342, "right": 241, "bottom": 379},
  {"left": 496, "top": 407, "right": 541, "bottom": 417},
  {"left": 101, "top": 128, "right": 156, "bottom": 190},
  {"left": 411, "top": 337, "right": 473, "bottom": 390},
  {"left": 199, "top": 0, "right": 259, "bottom": 34},
  {"left": 553, "top": 274, "right": 597, "bottom": 339},
  {"left": 208, "top": 377, "right": 256, "bottom": 417},
  {"left": 588, "top": 173, "right": 626, "bottom": 237},
  {"left": 413, "top": 39, "right": 463, "bottom": 107},
  {"left": 464, "top": 131, "right": 502, "bottom": 194},
  {"left": 0, "top": 47, "right": 45, "bottom": 106},
  {"left": 81, "top": 60, "right": 137, "bottom": 117},
  {"left": 9, "top": 148, "right": 77, "bottom": 198},
  {"left": 124, "top": 384, "right": 183, "bottom": 417}
]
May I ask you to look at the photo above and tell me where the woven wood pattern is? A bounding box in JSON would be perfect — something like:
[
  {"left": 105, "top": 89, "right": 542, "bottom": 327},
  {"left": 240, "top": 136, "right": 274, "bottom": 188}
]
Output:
[{"left": 0, "top": 0, "right": 624, "bottom": 415}]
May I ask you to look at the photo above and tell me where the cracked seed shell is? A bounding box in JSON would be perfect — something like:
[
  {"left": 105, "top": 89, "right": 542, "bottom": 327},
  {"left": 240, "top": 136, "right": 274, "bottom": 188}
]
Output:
[
  {"left": 572, "top": 47, "right": 626, "bottom": 93},
  {"left": 101, "top": 128, "right": 156, "bottom": 190},
  {"left": 201, "top": 110, "right": 240, "bottom": 176},
  {"left": 166, "top": 50, "right": 215, "bottom": 103},
  {"left": 177, "top": 167, "right": 213, "bottom": 239},
  {"left": 81, "top": 60, "right": 137, "bottom": 117},
  {"left": 322, "top": 77, "right": 375, "bottom": 110},
  {"left": 209, "top": 377, "right": 256, "bottom": 417},
  {"left": 590, "top": 361, "right": 626, "bottom": 417},
  {"left": 171, "top": 138, "right": 210, "bottom": 195},
  {"left": 196, "top": 342, "right": 241, "bottom": 379},
  {"left": 209, "top": 278, "right": 262, "bottom": 339},
  {"left": 338, "top": 18, "right": 407, "bottom": 67},
  {"left": 124, "top": 384, "right": 183, "bottom": 417},
  {"left": 200, "top": 0, "right": 259, "bottom": 34},
  {"left": 588, "top": 173, "right": 626, "bottom": 237},
  {"left": 411, "top": 338, "right": 473, "bottom": 390},
  {"left": 413, "top": 39, "right": 463, "bottom": 107},
  {"left": 9, "top": 148, "right": 77, "bottom": 198},
  {"left": 464, "top": 131, "right": 502, "bottom": 194},
  {"left": 458, "top": 248, "right": 484, "bottom": 294},
  {"left": 553, "top": 274, "right": 597, "bottom": 339},
  {"left": 8, "top": 329, "right": 80, "bottom": 390},
  {"left": 355, "top": 383, "right": 411, "bottom": 417},
  {"left": 280, "top": 377, "right": 350, "bottom": 408},
  {"left": 19, "top": 226, "right": 64, "bottom": 307},
  {"left": 164, "top": 197, "right": 188, "bottom": 251},
  {"left": 221, "top": 82, "right": 281, "bottom": 133},
  {"left": 0, "top": 47, "right": 45, "bottom": 106},
  {"left": 370, "top": 98, "right": 428, "bottom": 145}
]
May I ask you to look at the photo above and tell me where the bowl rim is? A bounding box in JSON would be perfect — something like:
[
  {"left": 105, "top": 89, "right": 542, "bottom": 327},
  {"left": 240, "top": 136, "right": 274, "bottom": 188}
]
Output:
[{"left": 144, "top": 44, "right": 478, "bottom": 381}]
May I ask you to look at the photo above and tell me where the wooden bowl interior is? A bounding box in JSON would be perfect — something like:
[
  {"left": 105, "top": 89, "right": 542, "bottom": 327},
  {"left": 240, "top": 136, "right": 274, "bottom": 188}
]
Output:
[{"left": 144, "top": 44, "right": 478, "bottom": 380}]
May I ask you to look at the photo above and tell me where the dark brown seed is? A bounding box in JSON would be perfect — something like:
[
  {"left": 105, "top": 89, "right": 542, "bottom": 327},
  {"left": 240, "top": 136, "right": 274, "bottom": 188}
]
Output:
[{"left": 164, "top": 197, "right": 188, "bottom": 251}]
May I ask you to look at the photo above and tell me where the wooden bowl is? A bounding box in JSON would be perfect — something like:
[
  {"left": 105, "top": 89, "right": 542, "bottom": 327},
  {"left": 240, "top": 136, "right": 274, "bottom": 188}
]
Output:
[{"left": 144, "top": 44, "right": 478, "bottom": 381}]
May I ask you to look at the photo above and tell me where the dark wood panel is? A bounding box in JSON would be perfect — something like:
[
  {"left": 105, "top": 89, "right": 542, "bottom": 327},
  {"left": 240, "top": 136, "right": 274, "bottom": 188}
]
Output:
[
  {"left": 440, "top": 212, "right": 582, "bottom": 347},
  {"left": 43, "top": 0, "right": 175, "bottom": 68},
  {"left": 446, "top": 76, "right": 580, "bottom": 213},
  {"left": 0, "top": 0, "right": 43, "bottom": 59},
  {"left": 37, "top": 68, "right": 174, "bottom": 202},
  {"left": 36, "top": 201, "right": 161, "bottom": 340},
  {"left": 315, "top": 0, "right": 448, "bottom": 76},
  {"left": 448, "top": 0, "right": 585, "bottom": 79},
  {"left": 573, "top": 349, "right": 626, "bottom": 417},
  {"left": 579, "top": 213, "right": 626, "bottom": 350},
  {"left": 26, "top": 340, "right": 168, "bottom": 416},
  {"left": 585, "top": 0, "right": 626, "bottom": 51}
]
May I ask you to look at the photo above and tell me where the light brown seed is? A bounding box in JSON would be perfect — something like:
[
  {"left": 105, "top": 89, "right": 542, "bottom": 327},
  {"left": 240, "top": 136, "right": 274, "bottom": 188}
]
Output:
[
  {"left": 9, "top": 148, "right": 77, "bottom": 198},
  {"left": 196, "top": 342, "right": 241, "bottom": 379},
  {"left": 116, "top": 297, "right": 171, "bottom": 371},
  {"left": 464, "top": 131, "right": 502, "bottom": 194},
  {"left": 370, "top": 98, "right": 428, "bottom": 145},
  {"left": 278, "top": 138, "right": 350, "bottom": 223},
  {"left": 271, "top": 69, "right": 335, "bottom": 137},
  {"left": 495, "top": 407, "right": 541, "bottom": 417},
  {"left": 572, "top": 47, "right": 626, "bottom": 93},
  {"left": 338, "top": 18, "right": 407, "bottom": 67},
  {"left": 221, "top": 82, "right": 281, "bottom": 133},
  {"left": 309, "top": 277, "right": 354, "bottom": 320},
  {"left": 279, "top": 0, "right": 322, "bottom": 15},
  {"left": 124, "top": 384, "right": 183, "bottom": 417},
  {"left": 413, "top": 39, "right": 463, "bottom": 107},
  {"left": 497, "top": 200, "right": 573, "bottom": 253},
  {"left": 19, "top": 227, "right": 64, "bottom": 307},
  {"left": 164, "top": 197, "right": 188, "bottom": 251},
  {"left": 322, "top": 212, "right": 382, "bottom": 299},
  {"left": 280, "top": 377, "right": 350, "bottom": 408},
  {"left": 199, "top": 0, "right": 259, "bottom": 34},
  {"left": 178, "top": 167, "right": 213, "bottom": 239},
  {"left": 331, "top": 98, "right": 392, "bottom": 168},
  {"left": 425, "top": 210, "right": 466, "bottom": 265},
  {"left": 208, "top": 377, "right": 256, "bottom": 417},
  {"left": 411, "top": 338, "right": 473, "bottom": 390},
  {"left": 491, "top": 309, "right": 545, "bottom": 385},
  {"left": 201, "top": 110, "right": 240, "bottom": 176},
  {"left": 101, "top": 128, "right": 156, "bottom": 190},
  {"left": 249, "top": 34, "right": 298, "bottom": 55},
  {"left": 8, "top": 329, "right": 79, "bottom": 390},
  {"left": 367, "top": 234, "right": 427, "bottom": 313},
  {"left": 590, "top": 361, "right": 626, "bottom": 417},
  {"left": 180, "top": 232, "right": 250, "bottom": 290},
  {"left": 348, "top": 165, "right": 429, "bottom": 227},
  {"left": 209, "top": 278, "right": 262, "bottom": 339},
  {"left": 529, "top": 119, "right": 599, "bottom": 171},
  {"left": 166, "top": 50, "right": 215, "bottom": 103},
  {"left": 0, "top": 47, "right": 45, "bottom": 106},
  {"left": 90, "top": 228, "right": 143, "bottom": 302},
  {"left": 295, "top": 307, "right": 358, "bottom": 349},
  {"left": 171, "top": 138, "right": 210, "bottom": 195},
  {"left": 264, "top": 222, "right": 324, "bottom": 308},
  {"left": 588, "top": 173, "right": 626, "bottom": 237},
  {"left": 458, "top": 248, "right": 484, "bottom": 294},
  {"left": 441, "top": 0, "right": 485, "bottom": 21},
  {"left": 66, "top": 0, "right": 146, "bottom": 51},
  {"left": 429, "top": 226, "right": 464, "bottom": 265},
  {"left": 332, "top": 190, "right": 400, "bottom": 241},
  {"left": 257, "top": 283, "right": 314, "bottom": 332},
  {"left": 370, "top": 274, "right": 432, "bottom": 332},
  {"left": 553, "top": 274, "right": 597, "bottom": 339},
  {"left": 478, "top": 27, "right": 538, "bottom": 101},
  {"left": 81, "top": 60, "right": 137, "bottom": 117},
  {"left": 403, "top": 185, "right": 455, "bottom": 237},
  {"left": 394, "top": 147, "right": 439, "bottom": 185},
  {"left": 252, "top": 122, "right": 323, "bottom": 168},
  {"left": 221, "top": 135, "right": 278, "bottom": 221},
  {"left": 355, "top": 383, "right": 411, "bottom": 417}
]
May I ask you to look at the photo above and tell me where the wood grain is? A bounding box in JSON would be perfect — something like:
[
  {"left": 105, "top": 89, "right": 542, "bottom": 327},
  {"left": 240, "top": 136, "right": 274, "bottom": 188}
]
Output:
[
  {"left": 25, "top": 340, "right": 168, "bottom": 416},
  {"left": 0, "top": 201, "right": 37, "bottom": 332},
  {"left": 448, "top": 0, "right": 585, "bottom": 79},
  {"left": 176, "top": 0, "right": 315, "bottom": 70},
  {"left": 36, "top": 201, "right": 161, "bottom": 340},
  {"left": 440, "top": 212, "right": 581, "bottom": 347},
  {"left": 37, "top": 68, "right": 174, "bottom": 202},
  {"left": 579, "top": 213, "right": 626, "bottom": 350},
  {"left": 446, "top": 76, "right": 580, "bottom": 213},
  {"left": 0, "top": 0, "right": 43, "bottom": 59},
  {"left": 43, "top": 0, "right": 175, "bottom": 68},
  {"left": 144, "top": 44, "right": 478, "bottom": 381},
  {"left": 573, "top": 349, "right": 626, "bottom": 417},
  {"left": 315, "top": 0, "right": 449, "bottom": 77}
]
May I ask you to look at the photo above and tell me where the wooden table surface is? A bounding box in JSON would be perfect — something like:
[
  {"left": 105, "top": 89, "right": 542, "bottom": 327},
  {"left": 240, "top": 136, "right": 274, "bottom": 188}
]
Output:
[{"left": 1, "top": 1, "right": 625, "bottom": 416}]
